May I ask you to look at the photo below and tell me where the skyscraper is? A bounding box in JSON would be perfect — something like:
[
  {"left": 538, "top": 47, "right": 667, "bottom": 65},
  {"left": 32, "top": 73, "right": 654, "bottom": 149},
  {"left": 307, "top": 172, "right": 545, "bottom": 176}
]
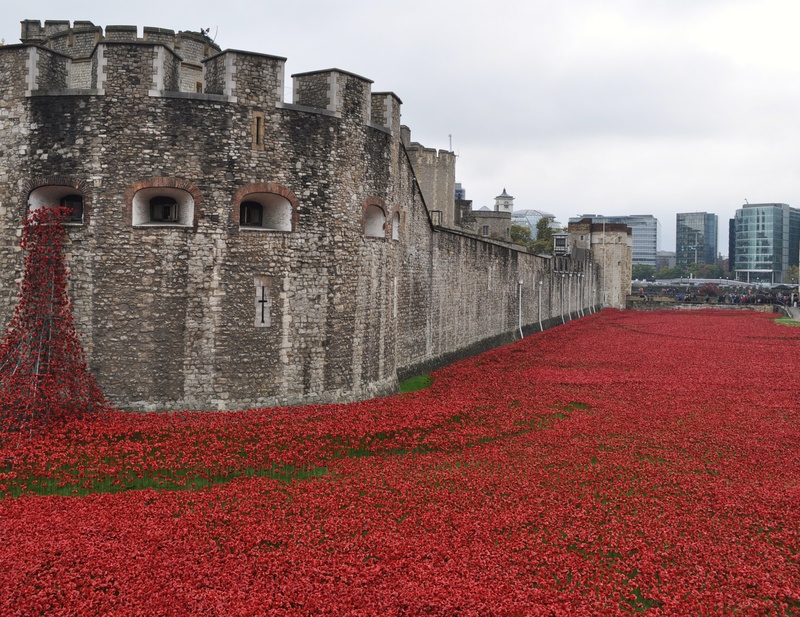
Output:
[
  {"left": 676, "top": 212, "right": 718, "bottom": 268},
  {"left": 733, "top": 203, "right": 800, "bottom": 284}
]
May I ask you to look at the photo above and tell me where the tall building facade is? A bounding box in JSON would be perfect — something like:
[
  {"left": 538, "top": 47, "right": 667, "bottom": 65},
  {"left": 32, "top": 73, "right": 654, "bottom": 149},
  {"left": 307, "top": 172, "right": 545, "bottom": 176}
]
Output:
[
  {"left": 733, "top": 203, "right": 800, "bottom": 283},
  {"left": 656, "top": 250, "right": 676, "bottom": 271},
  {"left": 569, "top": 215, "right": 659, "bottom": 266},
  {"left": 676, "top": 212, "right": 718, "bottom": 268}
]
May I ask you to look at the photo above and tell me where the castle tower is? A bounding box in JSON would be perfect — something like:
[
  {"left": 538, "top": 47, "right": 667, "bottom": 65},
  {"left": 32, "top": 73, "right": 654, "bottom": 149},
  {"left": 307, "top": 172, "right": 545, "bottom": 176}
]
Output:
[
  {"left": 402, "top": 128, "right": 456, "bottom": 228},
  {"left": 494, "top": 189, "right": 514, "bottom": 213},
  {"left": 568, "top": 219, "right": 632, "bottom": 309}
]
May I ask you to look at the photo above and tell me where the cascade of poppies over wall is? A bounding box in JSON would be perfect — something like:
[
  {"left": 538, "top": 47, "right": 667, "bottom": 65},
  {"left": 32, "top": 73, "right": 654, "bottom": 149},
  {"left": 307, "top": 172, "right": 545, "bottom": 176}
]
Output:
[{"left": 0, "top": 206, "right": 108, "bottom": 434}]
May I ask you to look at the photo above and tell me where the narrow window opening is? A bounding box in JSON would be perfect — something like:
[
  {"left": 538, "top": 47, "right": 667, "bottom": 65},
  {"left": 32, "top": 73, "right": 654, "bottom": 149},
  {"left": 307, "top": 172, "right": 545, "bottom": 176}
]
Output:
[
  {"left": 59, "top": 194, "right": 84, "bottom": 223},
  {"left": 254, "top": 277, "right": 272, "bottom": 327},
  {"left": 252, "top": 112, "right": 265, "bottom": 150},
  {"left": 195, "top": 81, "right": 203, "bottom": 93},
  {"left": 240, "top": 201, "right": 264, "bottom": 227},
  {"left": 150, "top": 196, "right": 178, "bottom": 222},
  {"left": 392, "top": 211, "right": 400, "bottom": 240}
]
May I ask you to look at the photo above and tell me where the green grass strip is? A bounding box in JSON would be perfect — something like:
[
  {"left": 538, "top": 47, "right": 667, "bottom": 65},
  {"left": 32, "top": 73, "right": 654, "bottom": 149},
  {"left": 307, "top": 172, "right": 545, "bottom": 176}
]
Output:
[{"left": 399, "top": 374, "right": 433, "bottom": 393}]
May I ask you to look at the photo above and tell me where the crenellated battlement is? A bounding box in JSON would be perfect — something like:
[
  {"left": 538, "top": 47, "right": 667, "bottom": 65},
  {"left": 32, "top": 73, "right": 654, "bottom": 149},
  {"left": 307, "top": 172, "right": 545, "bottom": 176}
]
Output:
[
  {"left": 10, "top": 20, "right": 402, "bottom": 134},
  {"left": 20, "top": 20, "right": 221, "bottom": 64}
]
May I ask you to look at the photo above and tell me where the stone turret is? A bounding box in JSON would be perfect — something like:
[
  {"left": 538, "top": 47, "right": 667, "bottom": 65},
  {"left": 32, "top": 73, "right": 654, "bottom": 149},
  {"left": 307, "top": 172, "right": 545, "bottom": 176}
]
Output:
[
  {"left": 403, "top": 127, "right": 456, "bottom": 227},
  {"left": 568, "top": 219, "right": 632, "bottom": 309},
  {"left": 494, "top": 188, "right": 514, "bottom": 213}
]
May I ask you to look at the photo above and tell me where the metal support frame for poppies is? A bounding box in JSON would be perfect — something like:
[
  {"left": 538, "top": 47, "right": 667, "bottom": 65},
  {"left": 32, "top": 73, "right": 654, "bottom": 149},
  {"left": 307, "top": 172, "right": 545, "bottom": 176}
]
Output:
[{"left": 0, "top": 206, "right": 109, "bottom": 435}]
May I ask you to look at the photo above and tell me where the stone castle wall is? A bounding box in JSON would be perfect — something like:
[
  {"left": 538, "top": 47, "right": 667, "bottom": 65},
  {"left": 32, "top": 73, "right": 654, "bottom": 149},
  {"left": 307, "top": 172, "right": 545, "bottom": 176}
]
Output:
[{"left": 0, "top": 21, "right": 615, "bottom": 411}]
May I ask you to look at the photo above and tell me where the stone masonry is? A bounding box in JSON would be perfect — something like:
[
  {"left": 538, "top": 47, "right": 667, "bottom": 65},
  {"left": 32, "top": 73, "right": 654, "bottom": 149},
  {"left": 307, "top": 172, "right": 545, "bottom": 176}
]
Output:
[{"left": 0, "top": 21, "right": 630, "bottom": 411}]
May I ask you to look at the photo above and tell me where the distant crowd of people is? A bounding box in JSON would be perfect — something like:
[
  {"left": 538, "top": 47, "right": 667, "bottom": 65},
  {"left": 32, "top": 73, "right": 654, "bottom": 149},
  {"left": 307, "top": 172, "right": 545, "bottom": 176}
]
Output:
[
  {"left": 636, "top": 287, "right": 798, "bottom": 306},
  {"left": 723, "top": 292, "right": 796, "bottom": 306}
]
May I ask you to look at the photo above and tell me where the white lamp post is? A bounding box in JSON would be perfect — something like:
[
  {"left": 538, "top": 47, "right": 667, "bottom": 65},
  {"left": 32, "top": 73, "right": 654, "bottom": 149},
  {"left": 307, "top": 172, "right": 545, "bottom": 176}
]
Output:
[
  {"left": 568, "top": 273, "right": 573, "bottom": 321},
  {"left": 538, "top": 279, "right": 543, "bottom": 331}
]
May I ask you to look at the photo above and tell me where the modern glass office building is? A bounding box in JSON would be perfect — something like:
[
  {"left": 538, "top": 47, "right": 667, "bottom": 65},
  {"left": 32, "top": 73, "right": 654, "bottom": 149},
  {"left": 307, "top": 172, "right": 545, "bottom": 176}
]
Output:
[
  {"left": 511, "top": 209, "right": 557, "bottom": 231},
  {"left": 676, "top": 212, "right": 718, "bottom": 268},
  {"left": 570, "top": 214, "right": 659, "bottom": 266},
  {"left": 733, "top": 203, "right": 800, "bottom": 283}
]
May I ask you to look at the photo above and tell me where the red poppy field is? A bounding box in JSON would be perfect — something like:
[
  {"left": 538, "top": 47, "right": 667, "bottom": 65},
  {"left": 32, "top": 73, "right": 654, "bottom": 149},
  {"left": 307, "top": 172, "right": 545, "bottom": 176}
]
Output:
[{"left": 1, "top": 309, "right": 799, "bottom": 615}]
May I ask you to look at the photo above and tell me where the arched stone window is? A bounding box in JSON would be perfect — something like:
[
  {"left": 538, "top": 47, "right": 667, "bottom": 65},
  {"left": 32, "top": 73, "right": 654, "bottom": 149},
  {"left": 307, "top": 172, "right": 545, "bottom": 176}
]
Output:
[
  {"left": 28, "top": 185, "right": 86, "bottom": 225},
  {"left": 232, "top": 183, "right": 298, "bottom": 232},
  {"left": 364, "top": 204, "right": 386, "bottom": 239},
  {"left": 239, "top": 194, "right": 291, "bottom": 231},
  {"left": 392, "top": 211, "right": 400, "bottom": 241},
  {"left": 131, "top": 186, "right": 195, "bottom": 227}
]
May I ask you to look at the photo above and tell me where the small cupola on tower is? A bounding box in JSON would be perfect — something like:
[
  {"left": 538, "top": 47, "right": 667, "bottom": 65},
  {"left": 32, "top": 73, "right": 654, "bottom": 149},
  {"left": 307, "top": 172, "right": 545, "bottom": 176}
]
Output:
[{"left": 494, "top": 188, "right": 514, "bottom": 213}]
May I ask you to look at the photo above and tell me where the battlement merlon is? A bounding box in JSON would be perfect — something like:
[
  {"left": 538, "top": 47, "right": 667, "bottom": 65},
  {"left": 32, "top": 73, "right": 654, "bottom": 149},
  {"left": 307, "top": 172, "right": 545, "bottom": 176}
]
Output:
[
  {"left": 204, "top": 49, "right": 287, "bottom": 104},
  {"left": 291, "top": 68, "right": 373, "bottom": 122},
  {"left": 370, "top": 92, "right": 403, "bottom": 136}
]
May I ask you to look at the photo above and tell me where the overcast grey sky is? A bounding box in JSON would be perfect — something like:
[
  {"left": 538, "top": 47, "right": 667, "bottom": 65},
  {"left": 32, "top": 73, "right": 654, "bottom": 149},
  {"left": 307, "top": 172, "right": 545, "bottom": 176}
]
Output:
[{"left": 4, "top": 0, "right": 800, "bottom": 255}]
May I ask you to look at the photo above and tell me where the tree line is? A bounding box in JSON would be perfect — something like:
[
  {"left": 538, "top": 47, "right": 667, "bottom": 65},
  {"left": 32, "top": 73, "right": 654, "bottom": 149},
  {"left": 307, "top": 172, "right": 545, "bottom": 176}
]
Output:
[{"left": 510, "top": 218, "right": 555, "bottom": 254}]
